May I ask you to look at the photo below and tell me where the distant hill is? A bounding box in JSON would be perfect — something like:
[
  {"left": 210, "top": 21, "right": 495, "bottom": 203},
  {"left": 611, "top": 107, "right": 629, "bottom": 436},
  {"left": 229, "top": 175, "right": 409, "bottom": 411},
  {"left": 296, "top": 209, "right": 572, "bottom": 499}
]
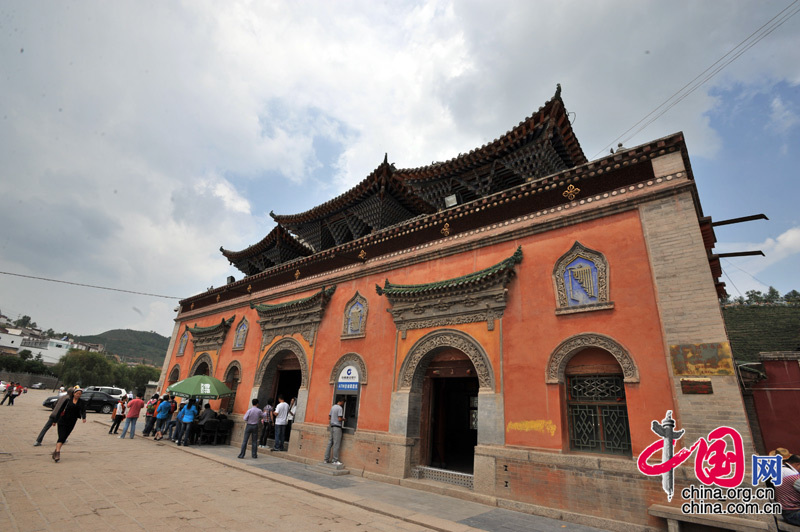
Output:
[
  {"left": 76, "top": 329, "right": 170, "bottom": 366},
  {"left": 723, "top": 305, "right": 800, "bottom": 362}
]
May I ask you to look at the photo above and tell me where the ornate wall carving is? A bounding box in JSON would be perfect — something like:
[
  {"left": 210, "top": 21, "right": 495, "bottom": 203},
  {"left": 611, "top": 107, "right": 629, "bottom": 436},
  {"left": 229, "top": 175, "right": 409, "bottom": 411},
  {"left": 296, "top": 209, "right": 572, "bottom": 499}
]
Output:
[
  {"left": 341, "top": 292, "right": 368, "bottom": 339},
  {"left": 232, "top": 318, "right": 249, "bottom": 350},
  {"left": 329, "top": 352, "right": 368, "bottom": 385},
  {"left": 188, "top": 316, "right": 235, "bottom": 351},
  {"left": 190, "top": 353, "right": 214, "bottom": 377},
  {"left": 223, "top": 360, "right": 243, "bottom": 382},
  {"left": 253, "top": 286, "right": 336, "bottom": 348},
  {"left": 545, "top": 333, "right": 639, "bottom": 384},
  {"left": 252, "top": 337, "right": 310, "bottom": 388},
  {"left": 552, "top": 241, "right": 613, "bottom": 315},
  {"left": 398, "top": 329, "right": 494, "bottom": 392},
  {"left": 378, "top": 247, "right": 522, "bottom": 338},
  {"left": 168, "top": 364, "right": 181, "bottom": 382}
]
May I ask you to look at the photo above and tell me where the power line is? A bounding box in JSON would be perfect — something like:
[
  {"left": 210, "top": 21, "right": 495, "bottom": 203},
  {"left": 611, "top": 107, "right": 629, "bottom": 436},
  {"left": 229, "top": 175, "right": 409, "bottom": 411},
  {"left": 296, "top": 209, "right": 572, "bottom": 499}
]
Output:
[
  {"left": 593, "top": 0, "right": 800, "bottom": 158},
  {"left": 0, "top": 271, "right": 183, "bottom": 300},
  {"left": 721, "top": 258, "right": 770, "bottom": 288}
]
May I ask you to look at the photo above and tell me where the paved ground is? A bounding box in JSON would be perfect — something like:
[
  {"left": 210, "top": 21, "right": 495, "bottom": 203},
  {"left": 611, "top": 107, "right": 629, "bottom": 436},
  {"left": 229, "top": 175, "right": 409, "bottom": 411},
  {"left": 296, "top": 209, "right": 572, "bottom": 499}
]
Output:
[{"left": 1, "top": 390, "right": 609, "bottom": 531}]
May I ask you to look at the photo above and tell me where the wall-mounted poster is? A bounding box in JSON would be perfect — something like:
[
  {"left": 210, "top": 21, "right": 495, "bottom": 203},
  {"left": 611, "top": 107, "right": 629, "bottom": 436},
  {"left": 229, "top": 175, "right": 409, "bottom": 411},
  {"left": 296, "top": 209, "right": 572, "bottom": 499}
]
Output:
[{"left": 669, "top": 342, "right": 734, "bottom": 376}]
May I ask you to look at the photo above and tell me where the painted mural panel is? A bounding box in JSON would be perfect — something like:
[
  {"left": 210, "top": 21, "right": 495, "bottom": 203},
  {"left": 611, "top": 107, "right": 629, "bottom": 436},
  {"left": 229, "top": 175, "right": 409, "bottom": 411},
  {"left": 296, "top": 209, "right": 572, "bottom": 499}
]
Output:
[{"left": 669, "top": 342, "right": 734, "bottom": 376}]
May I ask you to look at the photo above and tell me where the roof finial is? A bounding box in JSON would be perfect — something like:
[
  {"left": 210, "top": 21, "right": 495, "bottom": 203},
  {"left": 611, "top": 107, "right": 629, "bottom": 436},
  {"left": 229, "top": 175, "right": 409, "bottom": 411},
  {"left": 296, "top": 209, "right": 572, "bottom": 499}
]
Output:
[
  {"left": 383, "top": 153, "right": 388, "bottom": 165},
  {"left": 555, "top": 83, "right": 562, "bottom": 99}
]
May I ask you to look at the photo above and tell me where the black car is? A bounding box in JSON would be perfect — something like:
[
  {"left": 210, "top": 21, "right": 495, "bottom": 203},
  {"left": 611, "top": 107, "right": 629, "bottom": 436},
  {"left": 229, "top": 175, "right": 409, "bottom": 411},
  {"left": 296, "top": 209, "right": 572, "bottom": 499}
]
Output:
[{"left": 42, "top": 391, "right": 117, "bottom": 414}]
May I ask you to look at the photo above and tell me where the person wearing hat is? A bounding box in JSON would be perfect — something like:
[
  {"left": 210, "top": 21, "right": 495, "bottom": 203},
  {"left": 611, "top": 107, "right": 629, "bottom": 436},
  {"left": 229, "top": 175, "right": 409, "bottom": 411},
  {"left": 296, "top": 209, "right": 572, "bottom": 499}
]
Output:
[
  {"left": 153, "top": 395, "right": 172, "bottom": 441},
  {"left": 51, "top": 388, "right": 86, "bottom": 462}
]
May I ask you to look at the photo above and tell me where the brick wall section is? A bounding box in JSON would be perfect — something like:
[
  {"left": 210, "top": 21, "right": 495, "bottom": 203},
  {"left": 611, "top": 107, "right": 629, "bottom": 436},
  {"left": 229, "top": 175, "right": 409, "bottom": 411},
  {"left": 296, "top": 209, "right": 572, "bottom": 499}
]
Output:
[{"left": 638, "top": 179, "right": 757, "bottom": 463}]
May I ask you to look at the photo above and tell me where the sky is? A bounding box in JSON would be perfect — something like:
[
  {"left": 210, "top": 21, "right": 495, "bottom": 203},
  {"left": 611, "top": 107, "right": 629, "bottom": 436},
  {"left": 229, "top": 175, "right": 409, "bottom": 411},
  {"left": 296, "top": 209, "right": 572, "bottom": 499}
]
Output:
[{"left": 0, "top": 0, "right": 798, "bottom": 338}]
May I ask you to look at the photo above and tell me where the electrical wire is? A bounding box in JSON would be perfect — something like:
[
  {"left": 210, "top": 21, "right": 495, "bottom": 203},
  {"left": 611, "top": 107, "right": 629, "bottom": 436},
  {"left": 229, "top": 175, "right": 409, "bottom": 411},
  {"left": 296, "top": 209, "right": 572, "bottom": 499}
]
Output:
[
  {"left": 721, "top": 259, "right": 770, "bottom": 288},
  {"left": 0, "top": 271, "right": 182, "bottom": 300},
  {"left": 722, "top": 269, "right": 742, "bottom": 298},
  {"left": 593, "top": 0, "right": 800, "bottom": 158}
]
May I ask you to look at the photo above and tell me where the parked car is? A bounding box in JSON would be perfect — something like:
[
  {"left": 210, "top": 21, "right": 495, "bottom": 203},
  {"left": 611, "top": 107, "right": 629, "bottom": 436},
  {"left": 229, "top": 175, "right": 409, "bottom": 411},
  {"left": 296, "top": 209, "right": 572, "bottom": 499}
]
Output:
[
  {"left": 84, "top": 386, "right": 126, "bottom": 400},
  {"left": 42, "top": 391, "right": 117, "bottom": 414},
  {"left": 31, "top": 382, "right": 44, "bottom": 389},
  {"left": 0, "top": 381, "right": 7, "bottom": 392}
]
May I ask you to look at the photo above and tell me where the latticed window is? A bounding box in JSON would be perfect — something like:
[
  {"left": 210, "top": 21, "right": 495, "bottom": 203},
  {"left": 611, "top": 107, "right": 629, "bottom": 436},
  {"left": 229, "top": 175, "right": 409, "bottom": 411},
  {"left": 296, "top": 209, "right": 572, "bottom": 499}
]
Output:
[
  {"left": 233, "top": 319, "right": 248, "bottom": 349},
  {"left": 567, "top": 375, "right": 631, "bottom": 456}
]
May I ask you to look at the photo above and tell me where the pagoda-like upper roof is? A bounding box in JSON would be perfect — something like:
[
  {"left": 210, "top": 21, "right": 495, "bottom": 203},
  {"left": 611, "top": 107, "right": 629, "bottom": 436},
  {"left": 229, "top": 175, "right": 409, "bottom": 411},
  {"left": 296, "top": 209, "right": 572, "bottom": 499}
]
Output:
[
  {"left": 220, "top": 224, "right": 313, "bottom": 276},
  {"left": 270, "top": 155, "right": 436, "bottom": 252},
  {"left": 251, "top": 286, "right": 336, "bottom": 318},
  {"left": 187, "top": 316, "right": 235, "bottom": 335},
  {"left": 396, "top": 85, "right": 586, "bottom": 209}
]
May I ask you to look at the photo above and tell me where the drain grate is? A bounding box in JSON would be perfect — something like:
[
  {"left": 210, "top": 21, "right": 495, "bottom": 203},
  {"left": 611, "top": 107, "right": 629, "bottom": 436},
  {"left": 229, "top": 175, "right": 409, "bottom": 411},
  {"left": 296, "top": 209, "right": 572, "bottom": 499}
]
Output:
[{"left": 411, "top": 466, "right": 473, "bottom": 489}]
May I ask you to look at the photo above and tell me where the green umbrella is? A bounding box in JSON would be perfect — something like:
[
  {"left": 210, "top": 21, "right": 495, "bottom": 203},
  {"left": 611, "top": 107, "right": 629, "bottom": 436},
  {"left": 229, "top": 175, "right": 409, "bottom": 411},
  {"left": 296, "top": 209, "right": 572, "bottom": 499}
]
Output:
[{"left": 167, "top": 375, "right": 233, "bottom": 399}]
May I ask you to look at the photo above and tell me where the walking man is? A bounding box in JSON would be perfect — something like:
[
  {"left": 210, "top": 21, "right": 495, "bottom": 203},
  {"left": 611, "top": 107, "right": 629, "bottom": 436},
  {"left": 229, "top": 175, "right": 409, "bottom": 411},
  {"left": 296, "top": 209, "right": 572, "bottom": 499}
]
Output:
[
  {"left": 324, "top": 398, "right": 345, "bottom": 466},
  {"left": 34, "top": 388, "right": 74, "bottom": 446},
  {"left": 238, "top": 398, "right": 265, "bottom": 459},
  {"left": 271, "top": 395, "right": 289, "bottom": 452},
  {"left": 1, "top": 382, "right": 15, "bottom": 405},
  {"left": 119, "top": 392, "right": 145, "bottom": 439}
]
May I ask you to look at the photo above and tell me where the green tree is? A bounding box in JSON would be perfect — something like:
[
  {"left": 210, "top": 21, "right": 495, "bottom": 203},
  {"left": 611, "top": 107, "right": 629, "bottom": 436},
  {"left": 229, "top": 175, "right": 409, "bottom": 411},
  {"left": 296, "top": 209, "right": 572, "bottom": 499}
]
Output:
[
  {"left": 57, "top": 349, "right": 115, "bottom": 387},
  {"left": 745, "top": 290, "right": 764, "bottom": 304},
  {"left": 13, "top": 315, "right": 37, "bottom": 328},
  {"left": 23, "top": 358, "right": 50, "bottom": 375},
  {"left": 784, "top": 290, "right": 800, "bottom": 304},
  {"left": 0, "top": 356, "right": 25, "bottom": 372},
  {"left": 733, "top": 296, "right": 746, "bottom": 305},
  {"left": 18, "top": 349, "right": 33, "bottom": 361},
  {"left": 128, "top": 364, "right": 160, "bottom": 394},
  {"left": 764, "top": 286, "right": 781, "bottom": 304}
]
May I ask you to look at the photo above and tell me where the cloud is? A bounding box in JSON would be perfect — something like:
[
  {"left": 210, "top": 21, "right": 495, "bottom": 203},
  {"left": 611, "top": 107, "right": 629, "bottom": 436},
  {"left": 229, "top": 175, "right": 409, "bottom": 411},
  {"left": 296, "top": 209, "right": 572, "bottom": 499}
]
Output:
[{"left": 1, "top": 0, "right": 799, "bottom": 336}]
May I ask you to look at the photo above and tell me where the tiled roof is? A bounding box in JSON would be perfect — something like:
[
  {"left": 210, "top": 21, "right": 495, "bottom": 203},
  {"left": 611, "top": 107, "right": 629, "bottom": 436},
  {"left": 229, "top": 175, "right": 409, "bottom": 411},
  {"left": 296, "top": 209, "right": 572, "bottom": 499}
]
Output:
[
  {"left": 220, "top": 224, "right": 311, "bottom": 261},
  {"left": 251, "top": 286, "right": 336, "bottom": 314},
  {"left": 377, "top": 246, "right": 522, "bottom": 298},
  {"left": 187, "top": 316, "right": 235, "bottom": 335}
]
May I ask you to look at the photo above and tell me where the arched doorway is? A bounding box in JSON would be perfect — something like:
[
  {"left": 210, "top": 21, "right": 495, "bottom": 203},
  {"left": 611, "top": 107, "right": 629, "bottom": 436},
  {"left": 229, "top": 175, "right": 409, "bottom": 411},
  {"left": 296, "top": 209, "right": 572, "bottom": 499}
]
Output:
[
  {"left": 252, "top": 338, "right": 309, "bottom": 434},
  {"left": 167, "top": 365, "right": 180, "bottom": 387},
  {"left": 220, "top": 362, "right": 241, "bottom": 414},
  {"left": 394, "top": 329, "right": 497, "bottom": 478},
  {"left": 420, "top": 349, "right": 478, "bottom": 472},
  {"left": 190, "top": 353, "right": 213, "bottom": 377}
]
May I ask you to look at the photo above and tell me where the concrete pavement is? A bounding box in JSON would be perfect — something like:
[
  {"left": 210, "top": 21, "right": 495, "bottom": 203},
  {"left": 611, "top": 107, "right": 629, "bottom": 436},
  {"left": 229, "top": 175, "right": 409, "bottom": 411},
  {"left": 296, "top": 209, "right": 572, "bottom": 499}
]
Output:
[{"left": 1, "top": 390, "right": 609, "bottom": 531}]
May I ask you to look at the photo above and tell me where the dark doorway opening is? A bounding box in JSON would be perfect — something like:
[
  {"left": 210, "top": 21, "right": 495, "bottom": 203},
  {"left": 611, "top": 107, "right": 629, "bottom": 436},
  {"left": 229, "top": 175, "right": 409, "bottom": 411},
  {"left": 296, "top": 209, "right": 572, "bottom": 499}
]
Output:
[{"left": 420, "top": 351, "right": 478, "bottom": 474}]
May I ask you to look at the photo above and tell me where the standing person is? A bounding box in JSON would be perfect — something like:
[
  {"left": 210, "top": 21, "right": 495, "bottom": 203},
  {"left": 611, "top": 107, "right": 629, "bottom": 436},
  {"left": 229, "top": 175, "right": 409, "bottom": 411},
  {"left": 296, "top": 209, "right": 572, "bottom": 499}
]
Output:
[
  {"left": 153, "top": 395, "right": 172, "bottom": 440},
  {"left": 119, "top": 392, "right": 145, "bottom": 439},
  {"left": 34, "top": 388, "right": 74, "bottom": 446},
  {"left": 238, "top": 398, "right": 265, "bottom": 459},
  {"left": 196, "top": 403, "right": 217, "bottom": 426},
  {"left": 172, "top": 401, "right": 186, "bottom": 443},
  {"left": 109, "top": 396, "right": 127, "bottom": 434},
  {"left": 775, "top": 455, "right": 800, "bottom": 524},
  {"left": 1, "top": 382, "right": 15, "bottom": 405},
  {"left": 271, "top": 395, "right": 289, "bottom": 452},
  {"left": 259, "top": 400, "right": 274, "bottom": 448},
  {"left": 7, "top": 382, "right": 22, "bottom": 405},
  {"left": 164, "top": 397, "right": 179, "bottom": 440},
  {"left": 178, "top": 398, "right": 198, "bottom": 446},
  {"left": 51, "top": 388, "right": 87, "bottom": 462},
  {"left": 323, "top": 398, "right": 345, "bottom": 466},
  {"left": 286, "top": 397, "right": 297, "bottom": 441},
  {"left": 142, "top": 393, "right": 159, "bottom": 437}
]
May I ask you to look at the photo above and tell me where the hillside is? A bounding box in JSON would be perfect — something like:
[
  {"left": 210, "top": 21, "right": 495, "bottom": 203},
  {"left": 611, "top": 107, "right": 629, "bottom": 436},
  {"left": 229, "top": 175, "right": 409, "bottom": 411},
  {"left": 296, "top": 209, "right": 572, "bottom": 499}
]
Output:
[
  {"left": 76, "top": 329, "right": 170, "bottom": 366},
  {"left": 723, "top": 305, "right": 800, "bottom": 362}
]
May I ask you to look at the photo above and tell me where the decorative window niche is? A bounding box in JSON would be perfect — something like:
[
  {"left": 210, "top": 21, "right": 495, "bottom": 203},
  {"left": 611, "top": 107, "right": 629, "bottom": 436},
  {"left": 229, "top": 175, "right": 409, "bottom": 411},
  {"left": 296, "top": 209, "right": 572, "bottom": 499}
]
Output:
[
  {"left": 233, "top": 318, "right": 249, "bottom": 350},
  {"left": 553, "top": 242, "right": 614, "bottom": 315},
  {"left": 177, "top": 331, "right": 188, "bottom": 357},
  {"left": 341, "top": 292, "right": 368, "bottom": 339}
]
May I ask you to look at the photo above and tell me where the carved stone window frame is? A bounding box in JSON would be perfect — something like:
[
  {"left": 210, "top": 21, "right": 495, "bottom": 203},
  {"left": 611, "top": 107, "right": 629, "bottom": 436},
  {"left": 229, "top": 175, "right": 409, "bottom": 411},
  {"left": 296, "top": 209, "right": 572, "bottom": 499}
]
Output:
[
  {"left": 232, "top": 317, "right": 249, "bottom": 351},
  {"left": 341, "top": 292, "right": 369, "bottom": 339},
  {"left": 552, "top": 241, "right": 614, "bottom": 315},
  {"left": 329, "top": 352, "right": 368, "bottom": 385},
  {"left": 545, "top": 332, "right": 639, "bottom": 384},
  {"left": 167, "top": 364, "right": 181, "bottom": 384}
]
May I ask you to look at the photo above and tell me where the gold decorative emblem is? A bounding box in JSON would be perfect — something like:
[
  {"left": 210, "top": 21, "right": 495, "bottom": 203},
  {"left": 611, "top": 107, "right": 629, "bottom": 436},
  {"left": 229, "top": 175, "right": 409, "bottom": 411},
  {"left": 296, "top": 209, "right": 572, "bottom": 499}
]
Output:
[
  {"left": 358, "top": 249, "right": 367, "bottom": 261},
  {"left": 294, "top": 269, "right": 301, "bottom": 280},
  {"left": 190, "top": 302, "right": 194, "bottom": 310},
  {"left": 216, "top": 294, "right": 221, "bottom": 303},
  {"left": 247, "top": 284, "right": 252, "bottom": 294},
  {"left": 563, "top": 184, "right": 580, "bottom": 200},
  {"left": 441, "top": 222, "right": 450, "bottom": 236}
]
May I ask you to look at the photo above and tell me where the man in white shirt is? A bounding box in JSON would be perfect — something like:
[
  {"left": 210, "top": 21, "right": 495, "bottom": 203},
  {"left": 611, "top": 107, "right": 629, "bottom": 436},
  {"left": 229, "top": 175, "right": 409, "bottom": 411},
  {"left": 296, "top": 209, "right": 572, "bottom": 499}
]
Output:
[{"left": 271, "top": 395, "right": 289, "bottom": 452}]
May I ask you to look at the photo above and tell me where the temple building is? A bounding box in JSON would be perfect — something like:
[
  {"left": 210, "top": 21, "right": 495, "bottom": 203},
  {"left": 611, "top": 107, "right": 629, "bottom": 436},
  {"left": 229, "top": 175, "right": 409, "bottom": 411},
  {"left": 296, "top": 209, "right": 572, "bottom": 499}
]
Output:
[{"left": 158, "top": 87, "right": 761, "bottom": 530}]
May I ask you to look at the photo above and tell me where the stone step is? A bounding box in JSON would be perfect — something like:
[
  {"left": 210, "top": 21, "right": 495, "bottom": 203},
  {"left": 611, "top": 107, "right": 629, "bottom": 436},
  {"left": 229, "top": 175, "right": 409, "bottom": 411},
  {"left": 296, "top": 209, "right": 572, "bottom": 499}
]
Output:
[{"left": 308, "top": 461, "right": 350, "bottom": 476}]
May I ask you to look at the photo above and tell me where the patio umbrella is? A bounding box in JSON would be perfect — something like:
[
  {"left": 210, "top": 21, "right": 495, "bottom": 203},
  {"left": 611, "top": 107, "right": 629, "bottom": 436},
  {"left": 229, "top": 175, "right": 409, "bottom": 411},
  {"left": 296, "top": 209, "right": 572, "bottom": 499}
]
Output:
[{"left": 167, "top": 375, "right": 233, "bottom": 399}]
